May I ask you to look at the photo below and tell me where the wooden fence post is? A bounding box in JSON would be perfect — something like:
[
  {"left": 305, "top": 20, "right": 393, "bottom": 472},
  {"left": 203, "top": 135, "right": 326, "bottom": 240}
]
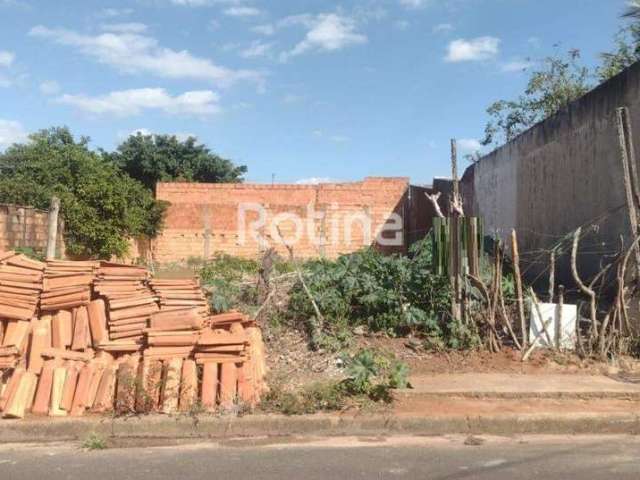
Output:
[
  {"left": 46, "top": 197, "right": 60, "bottom": 261},
  {"left": 450, "top": 139, "right": 461, "bottom": 323},
  {"left": 511, "top": 229, "right": 527, "bottom": 350}
]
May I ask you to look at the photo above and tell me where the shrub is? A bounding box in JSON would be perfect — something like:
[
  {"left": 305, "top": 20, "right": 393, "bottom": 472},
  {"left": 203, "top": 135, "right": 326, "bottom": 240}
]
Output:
[{"left": 287, "top": 238, "right": 452, "bottom": 340}]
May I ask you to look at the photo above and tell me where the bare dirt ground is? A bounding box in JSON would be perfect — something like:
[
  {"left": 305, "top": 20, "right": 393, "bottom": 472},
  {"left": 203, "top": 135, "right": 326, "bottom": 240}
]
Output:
[
  {"left": 263, "top": 326, "right": 640, "bottom": 391},
  {"left": 154, "top": 267, "right": 640, "bottom": 390}
]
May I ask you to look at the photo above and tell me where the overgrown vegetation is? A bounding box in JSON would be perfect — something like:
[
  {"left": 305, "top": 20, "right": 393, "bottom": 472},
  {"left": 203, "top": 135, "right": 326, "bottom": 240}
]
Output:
[
  {"left": 260, "top": 348, "right": 410, "bottom": 415},
  {"left": 287, "top": 238, "right": 459, "bottom": 346},
  {"left": 199, "top": 253, "right": 260, "bottom": 313},
  {"left": 199, "top": 252, "right": 295, "bottom": 314},
  {"left": 480, "top": 5, "right": 640, "bottom": 150}
]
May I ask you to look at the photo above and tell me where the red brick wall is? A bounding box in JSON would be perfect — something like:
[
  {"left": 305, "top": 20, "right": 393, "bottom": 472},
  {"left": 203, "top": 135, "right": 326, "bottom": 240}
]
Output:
[{"left": 153, "top": 177, "right": 411, "bottom": 263}]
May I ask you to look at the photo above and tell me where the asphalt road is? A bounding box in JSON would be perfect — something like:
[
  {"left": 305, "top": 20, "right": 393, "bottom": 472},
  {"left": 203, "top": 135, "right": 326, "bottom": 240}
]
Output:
[{"left": 0, "top": 435, "right": 639, "bottom": 480}]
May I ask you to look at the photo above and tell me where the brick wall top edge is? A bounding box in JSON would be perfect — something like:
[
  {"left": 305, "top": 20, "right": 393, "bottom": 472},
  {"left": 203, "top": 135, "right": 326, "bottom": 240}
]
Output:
[
  {"left": 156, "top": 176, "right": 410, "bottom": 191},
  {"left": 0, "top": 203, "right": 49, "bottom": 214}
]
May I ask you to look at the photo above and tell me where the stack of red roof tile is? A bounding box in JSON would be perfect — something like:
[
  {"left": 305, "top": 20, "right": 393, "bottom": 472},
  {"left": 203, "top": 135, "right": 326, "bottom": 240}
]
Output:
[
  {"left": 0, "top": 252, "right": 44, "bottom": 321},
  {"left": 94, "top": 263, "right": 158, "bottom": 345},
  {"left": 0, "top": 252, "right": 45, "bottom": 370},
  {"left": 41, "top": 260, "right": 97, "bottom": 312},
  {"left": 149, "top": 279, "right": 208, "bottom": 316},
  {"left": 0, "top": 253, "right": 267, "bottom": 419}
]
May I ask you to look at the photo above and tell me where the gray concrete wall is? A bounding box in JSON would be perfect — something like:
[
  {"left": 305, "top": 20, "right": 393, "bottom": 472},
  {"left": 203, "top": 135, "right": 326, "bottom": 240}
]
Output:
[{"left": 463, "top": 61, "right": 640, "bottom": 285}]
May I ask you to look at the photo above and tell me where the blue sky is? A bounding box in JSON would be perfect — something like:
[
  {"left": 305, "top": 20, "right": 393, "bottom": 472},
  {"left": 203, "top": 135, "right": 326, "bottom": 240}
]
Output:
[{"left": 0, "top": 0, "right": 631, "bottom": 184}]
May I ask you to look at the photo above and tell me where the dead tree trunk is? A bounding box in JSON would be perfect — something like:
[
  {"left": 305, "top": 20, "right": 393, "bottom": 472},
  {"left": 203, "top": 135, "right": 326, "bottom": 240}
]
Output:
[{"left": 616, "top": 107, "right": 640, "bottom": 284}]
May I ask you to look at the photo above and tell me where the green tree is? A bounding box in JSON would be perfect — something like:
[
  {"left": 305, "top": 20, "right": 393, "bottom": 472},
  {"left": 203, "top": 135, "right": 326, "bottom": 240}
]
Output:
[
  {"left": 0, "top": 127, "right": 167, "bottom": 259},
  {"left": 598, "top": 2, "right": 640, "bottom": 81},
  {"left": 481, "top": 49, "right": 592, "bottom": 148},
  {"left": 108, "top": 133, "right": 247, "bottom": 190}
]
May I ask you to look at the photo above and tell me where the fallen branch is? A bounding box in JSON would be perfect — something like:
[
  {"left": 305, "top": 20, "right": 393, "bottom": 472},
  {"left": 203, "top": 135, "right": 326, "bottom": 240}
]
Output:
[
  {"left": 275, "top": 224, "right": 325, "bottom": 349},
  {"left": 253, "top": 288, "right": 275, "bottom": 321},
  {"left": 529, "top": 288, "right": 555, "bottom": 350},
  {"left": 522, "top": 316, "right": 554, "bottom": 361}
]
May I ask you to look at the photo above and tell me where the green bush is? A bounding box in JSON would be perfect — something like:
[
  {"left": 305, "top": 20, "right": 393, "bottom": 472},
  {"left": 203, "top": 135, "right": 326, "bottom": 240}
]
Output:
[
  {"left": 0, "top": 127, "right": 167, "bottom": 258},
  {"left": 287, "top": 238, "right": 452, "bottom": 340}
]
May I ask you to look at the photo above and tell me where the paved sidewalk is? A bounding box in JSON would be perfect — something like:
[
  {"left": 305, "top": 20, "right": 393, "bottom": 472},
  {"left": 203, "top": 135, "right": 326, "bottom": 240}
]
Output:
[
  {"left": 400, "top": 374, "right": 640, "bottom": 399},
  {"left": 2, "top": 374, "right": 640, "bottom": 443}
]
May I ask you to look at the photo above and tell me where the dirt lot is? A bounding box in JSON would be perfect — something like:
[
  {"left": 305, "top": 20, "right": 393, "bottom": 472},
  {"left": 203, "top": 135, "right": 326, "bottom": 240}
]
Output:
[{"left": 264, "top": 326, "right": 640, "bottom": 391}]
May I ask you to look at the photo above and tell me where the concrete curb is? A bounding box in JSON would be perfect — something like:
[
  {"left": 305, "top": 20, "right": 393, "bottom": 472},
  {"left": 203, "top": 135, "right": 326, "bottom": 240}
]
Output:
[{"left": 2, "top": 412, "right": 640, "bottom": 443}]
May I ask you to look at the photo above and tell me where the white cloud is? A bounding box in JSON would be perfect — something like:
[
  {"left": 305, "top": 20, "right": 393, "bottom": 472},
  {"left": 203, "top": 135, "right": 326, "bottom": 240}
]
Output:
[
  {"left": 56, "top": 88, "right": 221, "bottom": 117},
  {"left": 224, "top": 6, "right": 260, "bottom": 17},
  {"left": 280, "top": 13, "right": 367, "bottom": 61},
  {"left": 29, "top": 25, "right": 264, "bottom": 89},
  {"left": 432, "top": 23, "right": 453, "bottom": 34},
  {"left": 240, "top": 40, "right": 272, "bottom": 58},
  {"left": 457, "top": 138, "right": 482, "bottom": 154},
  {"left": 251, "top": 24, "right": 275, "bottom": 35},
  {"left": 128, "top": 128, "right": 152, "bottom": 137},
  {"left": 0, "top": 119, "right": 28, "bottom": 148},
  {"left": 0, "top": 50, "right": 15, "bottom": 68},
  {"left": 100, "top": 22, "right": 148, "bottom": 34},
  {"left": 98, "top": 8, "right": 133, "bottom": 18},
  {"left": 501, "top": 59, "right": 534, "bottom": 73},
  {"left": 399, "top": 0, "right": 428, "bottom": 9},
  {"left": 39, "top": 80, "right": 60, "bottom": 95},
  {"left": 445, "top": 36, "right": 500, "bottom": 62},
  {"left": 394, "top": 20, "right": 410, "bottom": 30},
  {"left": 296, "top": 177, "right": 334, "bottom": 185}
]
